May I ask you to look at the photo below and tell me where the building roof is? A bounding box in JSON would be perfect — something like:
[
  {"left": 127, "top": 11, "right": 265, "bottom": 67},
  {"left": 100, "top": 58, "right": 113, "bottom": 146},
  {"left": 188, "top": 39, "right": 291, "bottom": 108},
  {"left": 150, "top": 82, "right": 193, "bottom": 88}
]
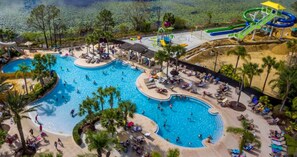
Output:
[
  {"left": 119, "top": 42, "right": 133, "bottom": 50},
  {"left": 261, "top": 1, "right": 285, "bottom": 10},
  {"left": 130, "top": 43, "right": 148, "bottom": 54},
  {"left": 142, "top": 50, "right": 155, "bottom": 58}
]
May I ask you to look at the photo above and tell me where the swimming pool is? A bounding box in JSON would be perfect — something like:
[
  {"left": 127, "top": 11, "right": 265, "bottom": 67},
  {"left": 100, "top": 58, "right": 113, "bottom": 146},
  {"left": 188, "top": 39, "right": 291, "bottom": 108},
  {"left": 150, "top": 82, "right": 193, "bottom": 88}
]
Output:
[
  {"left": 3, "top": 55, "right": 223, "bottom": 148},
  {"left": 2, "top": 58, "right": 33, "bottom": 73}
]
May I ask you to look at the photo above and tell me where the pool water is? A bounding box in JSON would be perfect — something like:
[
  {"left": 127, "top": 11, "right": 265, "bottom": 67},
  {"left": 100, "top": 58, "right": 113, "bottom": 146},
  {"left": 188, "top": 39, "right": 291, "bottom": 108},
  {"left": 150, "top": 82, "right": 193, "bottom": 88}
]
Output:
[
  {"left": 2, "top": 59, "right": 34, "bottom": 73},
  {"left": 3, "top": 55, "right": 223, "bottom": 148}
]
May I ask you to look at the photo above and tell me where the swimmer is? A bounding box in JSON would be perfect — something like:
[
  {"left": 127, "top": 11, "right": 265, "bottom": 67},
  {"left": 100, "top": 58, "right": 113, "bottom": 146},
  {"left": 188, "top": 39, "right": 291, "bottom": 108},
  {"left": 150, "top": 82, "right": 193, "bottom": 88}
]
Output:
[
  {"left": 135, "top": 66, "right": 138, "bottom": 70},
  {"left": 60, "top": 66, "right": 63, "bottom": 70},
  {"left": 170, "top": 104, "right": 173, "bottom": 109},
  {"left": 176, "top": 137, "right": 180, "bottom": 142},
  {"left": 198, "top": 134, "right": 202, "bottom": 139},
  {"left": 70, "top": 109, "right": 75, "bottom": 115},
  {"left": 191, "top": 112, "right": 193, "bottom": 116},
  {"left": 73, "top": 79, "right": 76, "bottom": 83},
  {"left": 122, "top": 71, "right": 124, "bottom": 75},
  {"left": 77, "top": 89, "right": 80, "bottom": 93},
  {"left": 62, "top": 95, "right": 65, "bottom": 99},
  {"left": 93, "top": 80, "right": 97, "bottom": 85},
  {"left": 64, "top": 80, "right": 67, "bottom": 84},
  {"left": 67, "top": 68, "right": 69, "bottom": 72},
  {"left": 85, "top": 75, "right": 89, "bottom": 79},
  {"left": 189, "top": 142, "right": 192, "bottom": 145},
  {"left": 122, "top": 77, "right": 124, "bottom": 80},
  {"left": 142, "top": 110, "right": 145, "bottom": 114},
  {"left": 158, "top": 104, "right": 161, "bottom": 109}
]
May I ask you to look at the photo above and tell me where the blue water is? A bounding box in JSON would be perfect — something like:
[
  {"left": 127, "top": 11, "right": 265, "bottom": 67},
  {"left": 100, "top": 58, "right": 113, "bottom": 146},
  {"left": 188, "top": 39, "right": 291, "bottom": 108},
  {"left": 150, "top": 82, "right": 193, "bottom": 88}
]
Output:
[
  {"left": 2, "top": 59, "right": 33, "bottom": 73},
  {"left": 3, "top": 55, "right": 223, "bottom": 147}
]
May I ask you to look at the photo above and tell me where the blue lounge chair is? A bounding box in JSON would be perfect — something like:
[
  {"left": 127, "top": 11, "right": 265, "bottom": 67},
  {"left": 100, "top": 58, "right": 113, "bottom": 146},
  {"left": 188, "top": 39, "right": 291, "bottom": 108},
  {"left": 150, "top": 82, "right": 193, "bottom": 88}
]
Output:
[{"left": 244, "top": 145, "right": 254, "bottom": 151}]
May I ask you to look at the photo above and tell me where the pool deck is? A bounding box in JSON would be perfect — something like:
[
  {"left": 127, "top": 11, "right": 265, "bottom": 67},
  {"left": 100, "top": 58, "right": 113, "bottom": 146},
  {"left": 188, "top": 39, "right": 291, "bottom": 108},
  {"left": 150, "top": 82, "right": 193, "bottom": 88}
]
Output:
[{"left": 0, "top": 47, "right": 281, "bottom": 157}]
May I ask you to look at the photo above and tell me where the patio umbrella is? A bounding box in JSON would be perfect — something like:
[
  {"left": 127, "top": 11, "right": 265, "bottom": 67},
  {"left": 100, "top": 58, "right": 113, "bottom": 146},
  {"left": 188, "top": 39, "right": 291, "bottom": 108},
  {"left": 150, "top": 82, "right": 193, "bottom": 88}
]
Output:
[
  {"left": 170, "top": 70, "right": 179, "bottom": 76},
  {"left": 127, "top": 122, "right": 134, "bottom": 127}
]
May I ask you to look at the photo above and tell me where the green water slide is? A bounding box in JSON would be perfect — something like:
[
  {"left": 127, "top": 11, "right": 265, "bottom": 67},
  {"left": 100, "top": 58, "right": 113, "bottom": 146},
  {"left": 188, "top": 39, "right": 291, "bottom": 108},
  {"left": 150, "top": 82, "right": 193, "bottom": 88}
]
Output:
[
  {"left": 229, "top": 12, "right": 277, "bottom": 40},
  {"left": 205, "top": 23, "right": 246, "bottom": 33}
]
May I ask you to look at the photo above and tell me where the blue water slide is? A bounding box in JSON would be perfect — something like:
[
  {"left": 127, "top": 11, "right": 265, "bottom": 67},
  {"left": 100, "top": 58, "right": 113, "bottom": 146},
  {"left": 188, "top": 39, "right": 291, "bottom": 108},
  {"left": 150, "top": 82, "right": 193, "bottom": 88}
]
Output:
[
  {"left": 210, "top": 27, "right": 245, "bottom": 36},
  {"left": 267, "top": 11, "right": 296, "bottom": 28}
]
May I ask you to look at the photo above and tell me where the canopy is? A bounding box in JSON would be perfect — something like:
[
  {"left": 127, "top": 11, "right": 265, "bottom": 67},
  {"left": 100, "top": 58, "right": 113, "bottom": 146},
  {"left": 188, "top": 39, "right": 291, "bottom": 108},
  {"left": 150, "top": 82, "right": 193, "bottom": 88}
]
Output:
[{"left": 261, "top": 1, "right": 285, "bottom": 10}]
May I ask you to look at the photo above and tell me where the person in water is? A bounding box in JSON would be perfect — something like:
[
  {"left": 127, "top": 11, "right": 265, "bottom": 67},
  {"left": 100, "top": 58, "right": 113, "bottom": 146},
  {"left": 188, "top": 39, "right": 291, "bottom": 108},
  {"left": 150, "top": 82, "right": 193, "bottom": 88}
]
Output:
[
  {"left": 142, "top": 110, "right": 145, "bottom": 114},
  {"left": 198, "top": 134, "right": 202, "bottom": 139},
  {"left": 176, "top": 137, "right": 180, "bottom": 142},
  {"left": 93, "top": 80, "right": 97, "bottom": 85}
]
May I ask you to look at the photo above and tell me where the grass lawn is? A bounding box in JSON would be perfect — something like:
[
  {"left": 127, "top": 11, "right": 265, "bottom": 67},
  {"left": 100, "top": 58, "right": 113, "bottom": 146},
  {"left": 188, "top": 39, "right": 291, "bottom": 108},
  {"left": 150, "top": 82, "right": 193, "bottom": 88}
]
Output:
[{"left": 285, "top": 134, "right": 297, "bottom": 155}]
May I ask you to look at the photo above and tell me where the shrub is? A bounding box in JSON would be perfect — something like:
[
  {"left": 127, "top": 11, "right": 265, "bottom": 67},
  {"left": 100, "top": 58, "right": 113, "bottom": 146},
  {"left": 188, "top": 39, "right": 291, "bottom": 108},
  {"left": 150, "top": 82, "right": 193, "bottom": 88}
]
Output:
[
  {"left": 219, "top": 64, "right": 241, "bottom": 81},
  {"left": 174, "top": 17, "right": 187, "bottom": 30},
  {"left": 72, "top": 120, "right": 83, "bottom": 146}
]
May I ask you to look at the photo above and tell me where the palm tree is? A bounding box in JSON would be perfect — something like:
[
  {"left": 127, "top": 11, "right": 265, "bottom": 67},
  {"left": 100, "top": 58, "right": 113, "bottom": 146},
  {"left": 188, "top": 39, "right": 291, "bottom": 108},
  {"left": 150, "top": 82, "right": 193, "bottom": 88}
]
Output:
[
  {"left": 171, "top": 45, "right": 186, "bottom": 70},
  {"left": 213, "top": 48, "right": 219, "bottom": 72},
  {"left": 167, "top": 148, "right": 180, "bottom": 157},
  {"left": 1, "top": 91, "right": 41, "bottom": 153},
  {"left": 227, "top": 120, "right": 261, "bottom": 154},
  {"left": 93, "top": 87, "right": 107, "bottom": 110},
  {"left": 44, "top": 54, "right": 57, "bottom": 71},
  {"left": 270, "top": 65, "right": 297, "bottom": 111},
  {"left": 287, "top": 39, "right": 297, "bottom": 65},
  {"left": 261, "top": 56, "right": 279, "bottom": 92},
  {"left": 227, "top": 46, "right": 251, "bottom": 73},
  {"left": 104, "top": 86, "right": 120, "bottom": 109},
  {"left": 154, "top": 50, "right": 168, "bottom": 70},
  {"left": 236, "top": 64, "right": 250, "bottom": 106},
  {"left": 16, "top": 63, "right": 30, "bottom": 94},
  {"left": 100, "top": 109, "right": 119, "bottom": 135},
  {"left": 118, "top": 100, "right": 136, "bottom": 127},
  {"left": 78, "top": 96, "right": 99, "bottom": 118},
  {"left": 244, "top": 62, "right": 263, "bottom": 87},
  {"left": 86, "top": 131, "right": 117, "bottom": 157},
  {"left": 32, "top": 54, "right": 48, "bottom": 87},
  {"left": 101, "top": 31, "right": 113, "bottom": 53}
]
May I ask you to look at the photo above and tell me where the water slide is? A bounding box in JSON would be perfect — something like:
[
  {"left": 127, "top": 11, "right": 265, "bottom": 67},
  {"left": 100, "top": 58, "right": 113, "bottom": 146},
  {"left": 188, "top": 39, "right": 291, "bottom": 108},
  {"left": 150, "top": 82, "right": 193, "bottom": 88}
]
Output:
[
  {"left": 0, "top": 41, "right": 24, "bottom": 54},
  {"left": 229, "top": 13, "right": 277, "bottom": 40},
  {"left": 160, "top": 40, "right": 166, "bottom": 47},
  {"left": 205, "top": 23, "right": 246, "bottom": 33}
]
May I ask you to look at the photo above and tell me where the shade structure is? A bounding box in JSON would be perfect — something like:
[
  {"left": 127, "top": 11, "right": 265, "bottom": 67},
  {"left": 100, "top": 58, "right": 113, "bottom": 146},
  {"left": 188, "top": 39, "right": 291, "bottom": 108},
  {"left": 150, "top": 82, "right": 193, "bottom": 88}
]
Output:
[
  {"left": 119, "top": 42, "right": 133, "bottom": 50},
  {"left": 130, "top": 43, "right": 148, "bottom": 54}
]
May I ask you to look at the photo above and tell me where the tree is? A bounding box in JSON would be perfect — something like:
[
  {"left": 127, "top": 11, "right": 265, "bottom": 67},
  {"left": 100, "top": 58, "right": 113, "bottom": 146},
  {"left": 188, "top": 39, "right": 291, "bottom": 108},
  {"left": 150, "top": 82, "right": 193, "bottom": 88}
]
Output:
[
  {"left": 104, "top": 86, "right": 120, "bottom": 109},
  {"left": 1, "top": 91, "right": 41, "bottom": 153},
  {"left": 287, "top": 39, "right": 297, "bottom": 66},
  {"left": 93, "top": 87, "right": 107, "bottom": 110},
  {"left": 124, "top": 0, "right": 151, "bottom": 31},
  {"left": 227, "top": 46, "right": 250, "bottom": 73},
  {"left": 27, "top": 5, "right": 49, "bottom": 48},
  {"left": 171, "top": 45, "right": 186, "bottom": 70},
  {"left": 0, "top": 76, "right": 9, "bottom": 93},
  {"left": 31, "top": 54, "right": 48, "bottom": 87},
  {"left": 44, "top": 54, "right": 56, "bottom": 71},
  {"left": 270, "top": 65, "right": 297, "bottom": 111},
  {"left": 86, "top": 34, "right": 96, "bottom": 53},
  {"left": 154, "top": 50, "right": 168, "bottom": 70},
  {"left": 261, "top": 56, "right": 279, "bottom": 92},
  {"left": 244, "top": 62, "right": 263, "bottom": 87},
  {"left": 167, "top": 148, "right": 180, "bottom": 157},
  {"left": 86, "top": 131, "right": 117, "bottom": 157},
  {"left": 206, "top": 12, "right": 213, "bottom": 25},
  {"left": 163, "top": 13, "right": 175, "bottom": 25},
  {"left": 96, "top": 9, "right": 115, "bottom": 32},
  {"left": 161, "top": 45, "right": 185, "bottom": 78},
  {"left": 46, "top": 5, "right": 60, "bottom": 46},
  {"left": 16, "top": 63, "right": 31, "bottom": 94},
  {"left": 152, "top": 151, "right": 162, "bottom": 157},
  {"left": 118, "top": 100, "right": 136, "bottom": 127},
  {"left": 78, "top": 96, "right": 99, "bottom": 118},
  {"left": 0, "top": 129, "right": 7, "bottom": 148},
  {"left": 227, "top": 120, "right": 261, "bottom": 154},
  {"left": 100, "top": 109, "right": 120, "bottom": 135},
  {"left": 236, "top": 64, "right": 251, "bottom": 106},
  {"left": 101, "top": 31, "right": 113, "bottom": 53}
]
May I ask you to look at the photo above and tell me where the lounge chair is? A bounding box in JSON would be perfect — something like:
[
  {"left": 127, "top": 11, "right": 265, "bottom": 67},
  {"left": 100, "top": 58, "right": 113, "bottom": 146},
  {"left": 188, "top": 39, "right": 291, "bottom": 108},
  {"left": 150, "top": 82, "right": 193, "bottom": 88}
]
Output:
[
  {"left": 146, "top": 82, "right": 155, "bottom": 86},
  {"left": 271, "top": 144, "right": 283, "bottom": 151},
  {"left": 243, "top": 144, "right": 254, "bottom": 151},
  {"left": 147, "top": 85, "right": 156, "bottom": 89},
  {"left": 228, "top": 149, "right": 240, "bottom": 155},
  {"left": 237, "top": 114, "right": 249, "bottom": 121},
  {"left": 267, "top": 118, "right": 280, "bottom": 125}
]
